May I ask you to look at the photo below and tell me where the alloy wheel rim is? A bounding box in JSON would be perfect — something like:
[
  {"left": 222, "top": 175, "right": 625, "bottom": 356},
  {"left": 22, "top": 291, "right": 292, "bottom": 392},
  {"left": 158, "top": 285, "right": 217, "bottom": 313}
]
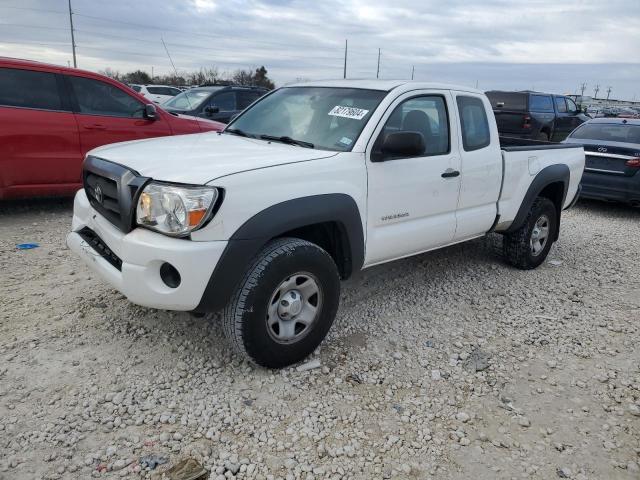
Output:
[
  {"left": 530, "top": 215, "right": 550, "bottom": 256},
  {"left": 266, "top": 272, "right": 322, "bottom": 344}
]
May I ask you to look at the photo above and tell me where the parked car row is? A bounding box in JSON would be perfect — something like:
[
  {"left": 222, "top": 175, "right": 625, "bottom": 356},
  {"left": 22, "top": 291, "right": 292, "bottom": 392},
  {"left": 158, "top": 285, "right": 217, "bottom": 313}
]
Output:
[{"left": 128, "top": 84, "right": 183, "bottom": 104}]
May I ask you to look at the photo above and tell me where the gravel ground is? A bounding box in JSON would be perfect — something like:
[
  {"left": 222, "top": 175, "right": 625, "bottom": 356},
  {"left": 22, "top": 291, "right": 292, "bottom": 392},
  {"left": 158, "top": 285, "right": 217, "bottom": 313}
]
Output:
[{"left": 1, "top": 198, "right": 639, "bottom": 480}]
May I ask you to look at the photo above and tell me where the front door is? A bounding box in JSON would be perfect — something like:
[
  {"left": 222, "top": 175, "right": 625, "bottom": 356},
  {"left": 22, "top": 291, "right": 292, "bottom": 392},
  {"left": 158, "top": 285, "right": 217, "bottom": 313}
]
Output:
[
  {"left": 66, "top": 75, "right": 172, "bottom": 156},
  {"left": 364, "top": 91, "right": 461, "bottom": 266}
]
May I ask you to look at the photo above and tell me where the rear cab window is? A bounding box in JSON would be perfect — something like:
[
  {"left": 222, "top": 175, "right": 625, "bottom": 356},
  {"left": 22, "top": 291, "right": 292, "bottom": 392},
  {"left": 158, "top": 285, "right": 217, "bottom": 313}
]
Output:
[
  {"left": 456, "top": 96, "right": 491, "bottom": 151},
  {"left": 486, "top": 92, "right": 526, "bottom": 111},
  {"left": 0, "top": 67, "right": 65, "bottom": 111}
]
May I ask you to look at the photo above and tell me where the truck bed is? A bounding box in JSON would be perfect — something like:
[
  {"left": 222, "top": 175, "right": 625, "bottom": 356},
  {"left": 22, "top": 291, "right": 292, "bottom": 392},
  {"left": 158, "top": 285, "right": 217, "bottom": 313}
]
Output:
[
  {"left": 499, "top": 135, "right": 581, "bottom": 151},
  {"left": 495, "top": 136, "right": 585, "bottom": 231}
]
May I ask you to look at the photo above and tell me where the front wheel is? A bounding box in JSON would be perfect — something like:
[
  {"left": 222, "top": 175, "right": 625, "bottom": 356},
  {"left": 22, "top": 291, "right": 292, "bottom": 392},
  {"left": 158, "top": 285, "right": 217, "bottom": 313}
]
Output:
[
  {"left": 503, "top": 197, "right": 557, "bottom": 270},
  {"left": 222, "top": 238, "right": 340, "bottom": 368}
]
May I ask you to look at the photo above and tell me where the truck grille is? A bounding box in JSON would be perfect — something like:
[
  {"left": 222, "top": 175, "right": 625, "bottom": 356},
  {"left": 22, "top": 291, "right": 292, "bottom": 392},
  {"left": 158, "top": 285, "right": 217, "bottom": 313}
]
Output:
[{"left": 82, "top": 156, "right": 149, "bottom": 233}]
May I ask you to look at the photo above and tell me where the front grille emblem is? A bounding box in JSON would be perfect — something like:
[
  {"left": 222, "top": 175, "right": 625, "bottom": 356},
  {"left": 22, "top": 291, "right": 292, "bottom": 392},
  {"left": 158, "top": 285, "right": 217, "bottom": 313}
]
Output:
[
  {"left": 94, "top": 184, "right": 104, "bottom": 204},
  {"left": 598, "top": 146, "right": 608, "bottom": 153}
]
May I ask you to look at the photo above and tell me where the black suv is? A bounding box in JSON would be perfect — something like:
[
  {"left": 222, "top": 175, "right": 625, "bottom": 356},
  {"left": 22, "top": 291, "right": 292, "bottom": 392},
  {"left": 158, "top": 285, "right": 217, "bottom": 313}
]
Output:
[
  {"left": 163, "top": 85, "right": 268, "bottom": 123},
  {"left": 486, "top": 90, "right": 589, "bottom": 142}
]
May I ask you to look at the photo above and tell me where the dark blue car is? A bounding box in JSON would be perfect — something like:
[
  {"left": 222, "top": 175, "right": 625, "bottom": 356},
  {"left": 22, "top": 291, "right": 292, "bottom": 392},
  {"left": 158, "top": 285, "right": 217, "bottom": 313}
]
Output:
[{"left": 564, "top": 118, "right": 640, "bottom": 206}]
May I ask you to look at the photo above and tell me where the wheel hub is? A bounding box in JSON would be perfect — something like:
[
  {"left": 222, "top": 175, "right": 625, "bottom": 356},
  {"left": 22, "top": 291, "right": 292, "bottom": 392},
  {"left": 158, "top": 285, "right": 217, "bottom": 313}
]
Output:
[
  {"left": 278, "top": 290, "right": 303, "bottom": 318},
  {"left": 530, "top": 214, "right": 550, "bottom": 256},
  {"left": 266, "top": 273, "right": 322, "bottom": 344}
]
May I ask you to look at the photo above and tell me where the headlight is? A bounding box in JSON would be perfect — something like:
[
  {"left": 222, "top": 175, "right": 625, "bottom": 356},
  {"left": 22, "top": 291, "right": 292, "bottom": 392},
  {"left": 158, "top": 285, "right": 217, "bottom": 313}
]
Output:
[{"left": 136, "top": 182, "right": 219, "bottom": 237}]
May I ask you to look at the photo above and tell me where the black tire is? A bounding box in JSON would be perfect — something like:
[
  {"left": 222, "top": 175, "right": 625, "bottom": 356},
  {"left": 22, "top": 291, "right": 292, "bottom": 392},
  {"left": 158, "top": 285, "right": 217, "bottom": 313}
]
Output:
[
  {"left": 536, "top": 131, "right": 549, "bottom": 142},
  {"left": 222, "top": 237, "right": 340, "bottom": 369},
  {"left": 503, "top": 197, "right": 557, "bottom": 270}
]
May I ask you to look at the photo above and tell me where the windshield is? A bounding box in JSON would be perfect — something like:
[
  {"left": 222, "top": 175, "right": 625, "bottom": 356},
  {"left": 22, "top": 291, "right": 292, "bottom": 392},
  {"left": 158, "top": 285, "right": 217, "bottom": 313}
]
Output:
[
  {"left": 569, "top": 123, "right": 640, "bottom": 143},
  {"left": 227, "top": 87, "right": 387, "bottom": 151},
  {"left": 164, "top": 89, "right": 217, "bottom": 110}
]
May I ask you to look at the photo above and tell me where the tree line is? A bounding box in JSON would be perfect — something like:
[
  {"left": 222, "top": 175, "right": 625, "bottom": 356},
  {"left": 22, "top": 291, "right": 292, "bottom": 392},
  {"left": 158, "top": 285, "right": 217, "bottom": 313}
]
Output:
[{"left": 99, "top": 66, "right": 275, "bottom": 90}]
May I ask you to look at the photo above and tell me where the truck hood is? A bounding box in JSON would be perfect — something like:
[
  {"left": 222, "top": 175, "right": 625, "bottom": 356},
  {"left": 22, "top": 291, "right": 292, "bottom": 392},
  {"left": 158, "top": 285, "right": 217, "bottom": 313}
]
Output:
[{"left": 88, "top": 133, "right": 338, "bottom": 184}]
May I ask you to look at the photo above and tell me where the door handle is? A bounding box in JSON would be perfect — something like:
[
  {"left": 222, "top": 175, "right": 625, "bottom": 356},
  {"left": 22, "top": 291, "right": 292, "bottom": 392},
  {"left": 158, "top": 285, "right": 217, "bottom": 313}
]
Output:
[
  {"left": 84, "top": 124, "right": 106, "bottom": 130},
  {"left": 441, "top": 169, "right": 460, "bottom": 178}
]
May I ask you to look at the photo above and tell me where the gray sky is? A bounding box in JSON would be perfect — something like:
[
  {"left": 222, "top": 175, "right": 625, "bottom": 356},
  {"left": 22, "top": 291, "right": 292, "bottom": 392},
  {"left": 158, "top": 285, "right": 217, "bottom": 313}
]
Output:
[{"left": 1, "top": 0, "right": 639, "bottom": 99}]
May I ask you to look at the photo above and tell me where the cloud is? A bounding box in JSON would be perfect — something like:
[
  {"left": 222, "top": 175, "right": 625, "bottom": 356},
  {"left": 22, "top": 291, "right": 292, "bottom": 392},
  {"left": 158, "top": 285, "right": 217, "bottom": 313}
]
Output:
[{"left": 1, "top": 0, "right": 639, "bottom": 98}]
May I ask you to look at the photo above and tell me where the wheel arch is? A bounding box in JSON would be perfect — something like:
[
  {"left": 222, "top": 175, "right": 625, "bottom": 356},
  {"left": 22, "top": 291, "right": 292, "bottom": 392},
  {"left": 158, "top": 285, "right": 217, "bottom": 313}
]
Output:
[
  {"left": 194, "top": 193, "right": 364, "bottom": 313},
  {"left": 504, "top": 164, "right": 569, "bottom": 241}
]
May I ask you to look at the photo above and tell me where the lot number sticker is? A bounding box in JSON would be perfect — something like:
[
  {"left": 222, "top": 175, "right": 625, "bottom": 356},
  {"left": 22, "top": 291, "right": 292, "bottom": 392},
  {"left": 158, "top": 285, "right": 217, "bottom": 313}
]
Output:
[{"left": 328, "top": 105, "right": 369, "bottom": 120}]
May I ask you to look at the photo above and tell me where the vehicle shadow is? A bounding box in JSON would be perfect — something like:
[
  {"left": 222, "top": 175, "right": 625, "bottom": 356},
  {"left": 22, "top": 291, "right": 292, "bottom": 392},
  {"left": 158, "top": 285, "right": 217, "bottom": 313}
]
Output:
[
  {"left": 574, "top": 198, "right": 640, "bottom": 218},
  {"left": 0, "top": 197, "right": 74, "bottom": 216}
]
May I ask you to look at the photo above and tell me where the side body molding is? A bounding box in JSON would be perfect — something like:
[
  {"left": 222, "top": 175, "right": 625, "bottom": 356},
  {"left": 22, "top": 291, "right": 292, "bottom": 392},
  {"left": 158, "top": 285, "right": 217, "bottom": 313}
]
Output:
[
  {"left": 195, "top": 194, "right": 365, "bottom": 312},
  {"left": 504, "top": 163, "right": 570, "bottom": 239}
]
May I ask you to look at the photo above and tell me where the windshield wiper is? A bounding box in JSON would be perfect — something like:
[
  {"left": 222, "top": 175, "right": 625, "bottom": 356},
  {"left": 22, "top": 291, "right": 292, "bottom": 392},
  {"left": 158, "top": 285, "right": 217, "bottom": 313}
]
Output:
[
  {"left": 224, "top": 128, "right": 252, "bottom": 138},
  {"left": 259, "top": 135, "right": 314, "bottom": 149}
]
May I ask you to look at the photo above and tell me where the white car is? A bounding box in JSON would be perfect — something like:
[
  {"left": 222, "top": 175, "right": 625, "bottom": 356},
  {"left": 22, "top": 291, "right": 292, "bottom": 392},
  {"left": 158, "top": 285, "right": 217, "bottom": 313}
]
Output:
[
  {"left": 68, "top": 80, "right": 585, "bottom": 368},
  {"left": 129, "top": 84, "right": 182, "bottom": 104}
]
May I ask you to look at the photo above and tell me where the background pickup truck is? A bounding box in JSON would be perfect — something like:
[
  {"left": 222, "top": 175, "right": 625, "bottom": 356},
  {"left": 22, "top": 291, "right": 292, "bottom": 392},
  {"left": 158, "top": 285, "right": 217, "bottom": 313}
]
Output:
[
  {"left": 486, "top": 90, "right": 589, "bottom": 142},
  {"left": 67, "top": 80, "right": 585, "bottom": 368}
]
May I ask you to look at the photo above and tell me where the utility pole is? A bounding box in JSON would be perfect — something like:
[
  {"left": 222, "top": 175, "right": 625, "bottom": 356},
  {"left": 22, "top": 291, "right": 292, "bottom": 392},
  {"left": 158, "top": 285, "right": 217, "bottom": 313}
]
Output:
[
  {"left": 67, "top": 0, "right": 77, "bottom": 68},
  {"left": 343, "top": 40, "right": 347, "bottom": 79},
  {"left": 606, "top": 86, "right": 612, "bottom": 100},
  {"left": 594, "top": 84, "right": 600, "bottom": 99},
  {"left": 411, "top": 65, "right": 414, "bottom": 80},
  {"left": 376, "top": 48, "right": 381, "bottom": 79}
]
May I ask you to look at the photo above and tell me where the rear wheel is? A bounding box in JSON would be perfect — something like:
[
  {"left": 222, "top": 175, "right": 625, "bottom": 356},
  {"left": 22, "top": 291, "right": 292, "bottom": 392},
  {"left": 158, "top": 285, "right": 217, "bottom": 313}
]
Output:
[
  {"left": 503, "top": 197, "right": 557, "bottom": 270},
  {"left": 222, "top": 238, "right": 340, "bottom": 368}
]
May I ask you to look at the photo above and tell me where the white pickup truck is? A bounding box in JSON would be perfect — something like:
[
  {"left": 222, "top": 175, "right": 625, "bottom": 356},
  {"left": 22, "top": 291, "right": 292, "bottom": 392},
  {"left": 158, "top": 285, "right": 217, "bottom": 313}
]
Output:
[{"left": 67, "top": 80, "right": 585, "bottom": 368}]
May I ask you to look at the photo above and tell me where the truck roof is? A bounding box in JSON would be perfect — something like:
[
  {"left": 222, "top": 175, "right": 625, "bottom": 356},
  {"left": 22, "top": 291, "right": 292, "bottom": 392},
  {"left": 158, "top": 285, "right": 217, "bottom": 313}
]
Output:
[{"left": 286, "top": 79, "right": 483, "bottom": 94}]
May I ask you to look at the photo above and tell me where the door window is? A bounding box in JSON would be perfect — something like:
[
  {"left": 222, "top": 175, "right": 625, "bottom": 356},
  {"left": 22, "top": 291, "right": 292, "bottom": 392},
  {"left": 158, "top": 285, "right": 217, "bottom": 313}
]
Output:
[
  {"left": 456, "top": 96, "right": 490, "bottom": 151},
  {"left": 377, "top": 95, "right": 450, "bottom": 158},
  {"left": 0, "top": 67, "right": 64, "bottom": 111},
  {"left": 555, "top": 97, "right": 568, "bottom": 113},
  {"left": 566, "top": 98, "right": 578, "bottom": 113},
  {"left": 147, "top": 86, "right": 181, "bottom": 96},
  {"left": 237, "top": 90, "right": 263, "bottom": 109},
  {"left": 69, "top": 76, "right": 145, "bottom": 118},
  {"left": 209, "top": 91, "right": 236, "bottom": 112}
]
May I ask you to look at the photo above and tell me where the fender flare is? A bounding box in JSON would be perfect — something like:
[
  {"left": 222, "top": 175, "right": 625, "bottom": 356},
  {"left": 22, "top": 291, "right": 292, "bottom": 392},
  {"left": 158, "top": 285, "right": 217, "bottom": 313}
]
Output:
[
  {"left": 504, "top": 164, "right": 570, "bottom": 237},
  {"left": 195, "top": 193, "right": 364, "bottom": 312}
]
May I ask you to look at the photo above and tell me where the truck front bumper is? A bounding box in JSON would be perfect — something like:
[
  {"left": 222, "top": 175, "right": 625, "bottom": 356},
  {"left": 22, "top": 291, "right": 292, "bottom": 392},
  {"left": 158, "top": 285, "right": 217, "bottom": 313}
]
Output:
[{"left": 67, "top": 190, "right": 227, "bottom": 311}]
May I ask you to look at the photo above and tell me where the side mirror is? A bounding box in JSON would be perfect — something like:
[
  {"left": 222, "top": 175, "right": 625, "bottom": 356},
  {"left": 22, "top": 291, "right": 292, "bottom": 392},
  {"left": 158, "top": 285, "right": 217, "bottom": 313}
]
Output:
[
  {"left": 373, "top": 131, "right": 425, "bottom": 161},
  {"left": 204, "top": 105, "right": 220, "bottom": 116},
  {"left": 144, "top": 103, "right": 157, "bottom": 120}
]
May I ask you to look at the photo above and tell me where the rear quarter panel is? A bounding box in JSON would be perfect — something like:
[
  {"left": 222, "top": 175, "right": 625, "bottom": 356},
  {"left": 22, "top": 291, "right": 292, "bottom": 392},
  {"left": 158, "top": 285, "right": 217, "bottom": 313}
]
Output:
[{"left": 498, "top": 146, "right": 584, "bottom": 226}]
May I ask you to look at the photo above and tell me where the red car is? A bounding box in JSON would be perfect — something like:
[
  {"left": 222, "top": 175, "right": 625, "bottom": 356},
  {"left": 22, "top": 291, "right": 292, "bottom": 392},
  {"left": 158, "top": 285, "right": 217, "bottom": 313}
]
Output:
[{"left": 0, "top": 58, "right": 224, "bottom": 200}]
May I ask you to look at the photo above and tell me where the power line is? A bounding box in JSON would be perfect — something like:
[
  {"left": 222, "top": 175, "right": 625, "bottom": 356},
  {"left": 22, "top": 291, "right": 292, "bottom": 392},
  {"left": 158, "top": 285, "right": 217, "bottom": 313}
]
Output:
[{"left": 0, "top": 5, "right": 66, "bottom": 14}]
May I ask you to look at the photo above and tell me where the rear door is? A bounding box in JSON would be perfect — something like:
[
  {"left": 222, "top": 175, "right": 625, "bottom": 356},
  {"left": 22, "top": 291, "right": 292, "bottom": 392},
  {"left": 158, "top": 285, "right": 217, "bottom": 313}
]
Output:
[
  {"left": 452, "top": 93, "right": 502, "bottom": 240},
  {"left": 365, "top": 90, "right": 461, "bottom": 265},
  {"left": 237, "top": 90, "right": 264, "bottom": 112},
  {"left": 0, "top": 66, "right": 81, "bottom": 196},
  {"left": 66, "top": 75, "right": 172, "bottom": 155}
]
